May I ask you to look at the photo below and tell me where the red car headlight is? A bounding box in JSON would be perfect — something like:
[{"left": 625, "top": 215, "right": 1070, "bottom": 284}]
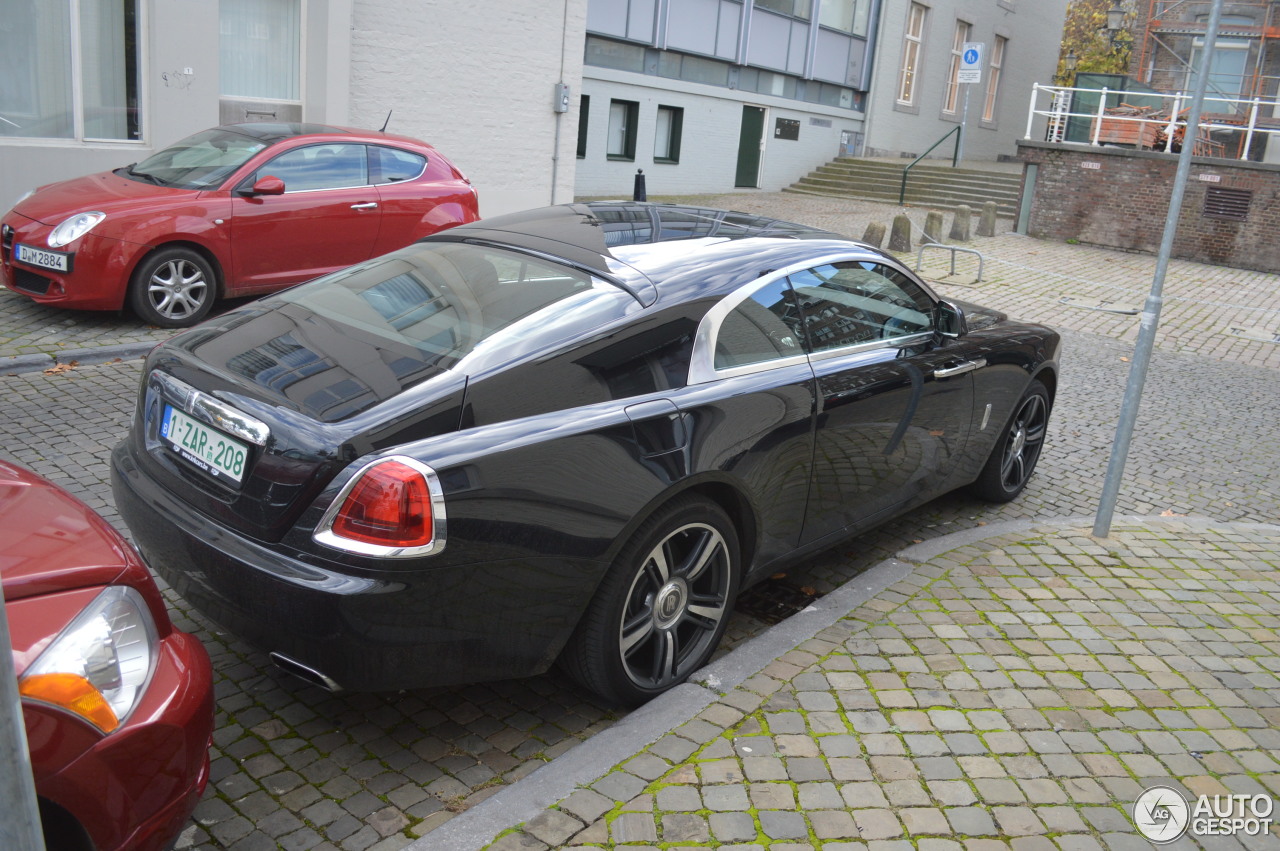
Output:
[{"left": 19, "top": 586, "right": 159, "bottom": 733}]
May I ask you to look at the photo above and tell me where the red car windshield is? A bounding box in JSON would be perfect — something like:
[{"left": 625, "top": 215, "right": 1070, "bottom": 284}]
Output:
[{"left": 121, "top": 128, "right": 267, "bottom": 190}]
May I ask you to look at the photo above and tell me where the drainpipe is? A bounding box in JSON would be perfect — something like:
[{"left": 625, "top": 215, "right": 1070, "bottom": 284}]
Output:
[
  {"left": 550, "top": 0, "right": 573, "bottom": 205},
  {"left": 857, "top": 0, "right": 886, "bottom": 155}
]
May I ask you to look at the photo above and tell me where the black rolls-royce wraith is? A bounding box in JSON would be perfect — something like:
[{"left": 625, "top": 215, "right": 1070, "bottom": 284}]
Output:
[{"left": 111, "top": 202, "right": 1059, "bottom": 705}]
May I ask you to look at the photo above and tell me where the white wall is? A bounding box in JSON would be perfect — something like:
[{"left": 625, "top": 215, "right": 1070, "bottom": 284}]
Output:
[
  {"left": 347, "top": 0, "right": 587, "bottom": 217},
  {"left": 577, "top": 67, "right": 865, "bottom": 197}
]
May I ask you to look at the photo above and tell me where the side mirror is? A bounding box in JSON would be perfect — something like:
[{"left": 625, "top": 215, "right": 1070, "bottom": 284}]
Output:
[
  {"left": 937, "top": 300, "right": 968, "bottom": 338},
  {"left": 240, "top": 175, "right": 285, "bottom": 197}
]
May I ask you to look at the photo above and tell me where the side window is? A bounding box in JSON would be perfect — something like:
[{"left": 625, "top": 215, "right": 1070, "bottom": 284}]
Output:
[
  {"left": 256, "top": 143, "right": 368, "bottom": 192},
  {"left": 371, "top": 146, "right": 427, "bottom": 184},
  {"left": 714, "top": 278, "right": 807, "bottom": 370},
  {"left": 789, "top": 262, "right": 934, "bottom": 353}
]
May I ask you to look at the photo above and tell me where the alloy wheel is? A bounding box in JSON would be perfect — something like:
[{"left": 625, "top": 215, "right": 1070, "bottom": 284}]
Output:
[
  {"left": 618, "top": 522, "right": 731, "bottom": 690},
  {"left": 999, "top": 391, "right": 1048, "bottom": 492},
  {"left": 147, "top": 258, "right": 209, "bottom": 322}
]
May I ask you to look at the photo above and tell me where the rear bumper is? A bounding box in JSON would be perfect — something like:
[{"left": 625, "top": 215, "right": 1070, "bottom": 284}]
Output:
[{"left": 111, "top": 439, "right": 606, "bottom": 691}]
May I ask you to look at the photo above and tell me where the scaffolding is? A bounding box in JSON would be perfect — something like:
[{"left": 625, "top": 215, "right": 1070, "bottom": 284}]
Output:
[{"left": 1136, "top": 0, "right": 1280, "bottom": 100}]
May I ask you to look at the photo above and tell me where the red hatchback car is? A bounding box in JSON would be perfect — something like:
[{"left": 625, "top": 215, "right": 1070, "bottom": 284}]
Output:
[
  {"left": 1, "top": 123, "right": 479, "bottom": 327},
  {"left": 3, "top": 460, "right": 213, "bottom": 851}
]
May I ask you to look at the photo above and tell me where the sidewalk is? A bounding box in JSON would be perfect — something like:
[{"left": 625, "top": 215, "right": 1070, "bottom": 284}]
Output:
[{"left": 427, "top": 518, "right": 1280, "bottom": 851}]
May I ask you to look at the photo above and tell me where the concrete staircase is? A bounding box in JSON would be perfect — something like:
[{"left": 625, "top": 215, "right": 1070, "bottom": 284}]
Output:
[{"left": 785, "top": 157, "right": 1023, "bottom": 217}]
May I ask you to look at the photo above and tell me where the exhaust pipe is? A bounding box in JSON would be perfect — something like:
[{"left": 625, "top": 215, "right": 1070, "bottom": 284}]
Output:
[{"left": 269, "top": 652, "right": 343, "bottom": 692}]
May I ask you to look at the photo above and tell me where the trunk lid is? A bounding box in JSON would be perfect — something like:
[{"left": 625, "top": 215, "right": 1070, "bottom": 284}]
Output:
[{"left": 134, "top": 299, "right": 468, "bottom": 542}]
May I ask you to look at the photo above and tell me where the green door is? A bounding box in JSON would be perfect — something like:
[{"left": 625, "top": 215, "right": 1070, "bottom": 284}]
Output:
[{"left": 735, "top": 106, "right": 765, "bottom": 188}]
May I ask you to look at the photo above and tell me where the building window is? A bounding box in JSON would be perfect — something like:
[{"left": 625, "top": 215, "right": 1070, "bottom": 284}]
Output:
[
  {"left": 982, "top": 36, "right": 1006, "bottom": 122},
  {"left": 607, "top": 99, "right": 639, "bottom": 160},
  {"left": 818, "top": 0, "right": 868, "bottom": 37},
  {"left": 897, "top": 4, "right": 927, "bottom": 106},
  {"left": 220, "top": 0, "right": 301, "bottom": 102},
  {"left": 577, "top": 95, "right": 590, "bottom": 158},
  {"left": 585, "top": 36, "right": 646, "bottom": 73},
  {"left": 943, "top": 20, "right": 972, "bottom": 115},
  {"left": 755, "top": 0, "right": 812, "bottom": 21},
  {"left": 654, "top": 106, "right": 683, "bottom": 162},
  {"left": 0, "top": 0, "right": 141, "bottom": 141}
]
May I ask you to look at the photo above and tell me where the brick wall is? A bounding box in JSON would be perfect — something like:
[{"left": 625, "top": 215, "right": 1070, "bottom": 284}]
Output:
[{"left": 1016, "top": 140, "right": 1280, "bottom": 273}]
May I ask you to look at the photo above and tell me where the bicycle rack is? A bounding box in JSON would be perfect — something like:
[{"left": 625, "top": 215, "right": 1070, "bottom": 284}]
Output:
[{"left": 915, "top": 243, "right": 984, "bottom": 283}]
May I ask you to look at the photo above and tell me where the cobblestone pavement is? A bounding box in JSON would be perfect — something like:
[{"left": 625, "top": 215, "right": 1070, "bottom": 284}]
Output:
[
  {"left": 479, "top": 520, "right": 1280, "bottom": 851},
  {"left": 2, "top": 192, "right": 1279, "bottom": 850}
]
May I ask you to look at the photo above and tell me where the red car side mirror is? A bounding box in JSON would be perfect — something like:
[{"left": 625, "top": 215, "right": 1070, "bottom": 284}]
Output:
[{"left": 245, "top": 176, "right": 285, "bottom": 196}]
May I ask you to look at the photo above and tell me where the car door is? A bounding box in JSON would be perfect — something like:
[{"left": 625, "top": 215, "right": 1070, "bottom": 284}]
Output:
[
  {"left": 791, "top": 259, "right": 981, "bottom": 545},
  {"left": 684, "top": 276, "right": 819, "bottom": 571},
  {"left": 229, "top": 143, "right": 382, "bottom": 294}
]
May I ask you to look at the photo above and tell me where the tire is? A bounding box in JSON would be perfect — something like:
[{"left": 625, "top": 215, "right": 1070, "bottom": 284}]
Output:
[
  {"left": 128, "top": 247, "right": 217, "bottom": 328},
  {"left": 560, "top": 496, "right": 741, "bottom": 706},
  {"left": 970, "top": 380, "right": 1051, "bottom": 503}
]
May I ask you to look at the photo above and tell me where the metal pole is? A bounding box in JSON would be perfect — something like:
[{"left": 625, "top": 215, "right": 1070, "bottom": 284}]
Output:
[
  {"left": 957, "top": 84, "right": 969, "bottom": 164},
  {"left": 1025, "top": 82, "right": 1040, "bottom": 140},
  {"left": 1243, "top": 97, "right": 1260, "bottom": 160},
  {"left": 1091, "top": 87, "right": 1109, "bottom": 145},
  {"left": 1093, "top": 0, "right": 1226, "bottom": 537},
  {"left": 0, "top": 595, "right": 46, "bottom": 851}
]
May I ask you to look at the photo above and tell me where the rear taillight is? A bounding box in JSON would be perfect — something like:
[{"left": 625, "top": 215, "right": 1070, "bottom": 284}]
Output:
[{"left": 314, "top": 456, "right": 447, "bottom": 557}]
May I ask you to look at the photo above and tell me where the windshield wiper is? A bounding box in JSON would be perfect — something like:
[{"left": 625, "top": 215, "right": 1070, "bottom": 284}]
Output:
[{"left": 125, "top": 164, "right": 165, "bottom": 185}]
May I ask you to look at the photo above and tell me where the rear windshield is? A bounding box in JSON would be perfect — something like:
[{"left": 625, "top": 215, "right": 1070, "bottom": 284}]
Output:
[{"left": 277, "top": 242, "right": 633, "bottom": 372}]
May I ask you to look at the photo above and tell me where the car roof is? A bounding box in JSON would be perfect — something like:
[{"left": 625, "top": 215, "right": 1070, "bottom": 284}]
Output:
[
  {"left": 424, "top": 202, "right": 865, "bottom": 304},
  {"left": 216, "top": 122, "right": 353, "bottom": 143}
]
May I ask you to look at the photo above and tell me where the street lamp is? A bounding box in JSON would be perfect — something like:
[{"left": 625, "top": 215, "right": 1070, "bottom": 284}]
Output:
[{"left": 1104, "top": 3, "right": 1129, "bottom": 50}]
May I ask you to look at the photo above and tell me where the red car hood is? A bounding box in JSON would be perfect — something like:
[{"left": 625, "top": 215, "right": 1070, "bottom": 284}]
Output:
[
  {"left": 0, "top": 461, "right": 130, "bottom": 602},
  {"left": 12, "top": 170, "right": 197, "bottom": 226}
]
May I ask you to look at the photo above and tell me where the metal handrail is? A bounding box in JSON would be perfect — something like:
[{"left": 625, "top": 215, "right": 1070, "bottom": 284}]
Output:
[
  {"left": 1024, "top": 82, "right": 1280, "bottom": 160},
  {"left": 899, "top": 126, "right": 962, "bottom": 205}
]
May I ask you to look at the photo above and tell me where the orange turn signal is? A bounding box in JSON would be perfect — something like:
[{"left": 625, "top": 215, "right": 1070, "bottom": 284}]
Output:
[{"left": 20, "top": 672, "right": 120, "bottom": 733}]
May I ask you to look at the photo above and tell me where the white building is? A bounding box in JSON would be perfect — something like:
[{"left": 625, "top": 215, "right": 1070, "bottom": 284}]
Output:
[
  {"left": 0, "top": 0, "right": 585, "bottom": 218},
  {"left": 861, "top": 0, "right": 1070, "bottom": 161}
]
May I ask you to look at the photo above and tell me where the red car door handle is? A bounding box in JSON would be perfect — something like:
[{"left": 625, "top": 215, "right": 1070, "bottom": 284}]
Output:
[
  {"left": 350, "top": 202, "right": 378, "bottom": 211},
  {"left": 934, "top": 358, "right": 986, "bottom": 379}
]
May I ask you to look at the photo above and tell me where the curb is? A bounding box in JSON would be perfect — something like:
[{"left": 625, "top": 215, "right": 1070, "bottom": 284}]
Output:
[
  {"left": 2, "top": 342, "right": 155, "bottom": 375},
  {"left": 411, "top": 513, "right": 1280, "bottom": 851}
]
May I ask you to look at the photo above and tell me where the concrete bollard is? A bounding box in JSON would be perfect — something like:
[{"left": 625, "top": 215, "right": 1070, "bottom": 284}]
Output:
[
  {"left": 922, "top": 210, "right": 945, "bottom": 245},
  {"left": 888, "top": 215, "right": 912, "bottom": 252},
  {"left": 977, "top": 201, "right": 998, "bottom": 237},
  {"left": 861, "top": 222, "right": 886, "bottom": 249},
  {"left": 949, "top": 204, "right": 972, "bottom": 242}
]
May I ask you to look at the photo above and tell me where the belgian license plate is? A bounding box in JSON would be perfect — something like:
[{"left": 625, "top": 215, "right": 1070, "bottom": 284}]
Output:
[
  {"left": 15, "top": 243, "right": 72, "bottom": 272},
  {"left": 161, "top": 405, "right": 249, "bottom": 484}
]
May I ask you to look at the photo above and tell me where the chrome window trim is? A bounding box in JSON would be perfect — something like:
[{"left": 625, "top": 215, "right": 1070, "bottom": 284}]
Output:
[
  {"left": 687, "top": 251, "right": 939, "bottom": 386},
  {"left": 149, "top": 371, "right": 270, "bottom": 446},
  {"left": 808, "top": 331, "right": 935, "bottom": 366},
  {"left": 313, "top": 455, "right": 448, "bottom": 558}
]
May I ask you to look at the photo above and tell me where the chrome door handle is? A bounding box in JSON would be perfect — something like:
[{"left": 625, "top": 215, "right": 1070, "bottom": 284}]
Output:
[
  {"left": 934, "top": 358, "right": 986, "bottom": 379},
  {"left": 350, "top": 202, "right": 378, "bottom": 210}
]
